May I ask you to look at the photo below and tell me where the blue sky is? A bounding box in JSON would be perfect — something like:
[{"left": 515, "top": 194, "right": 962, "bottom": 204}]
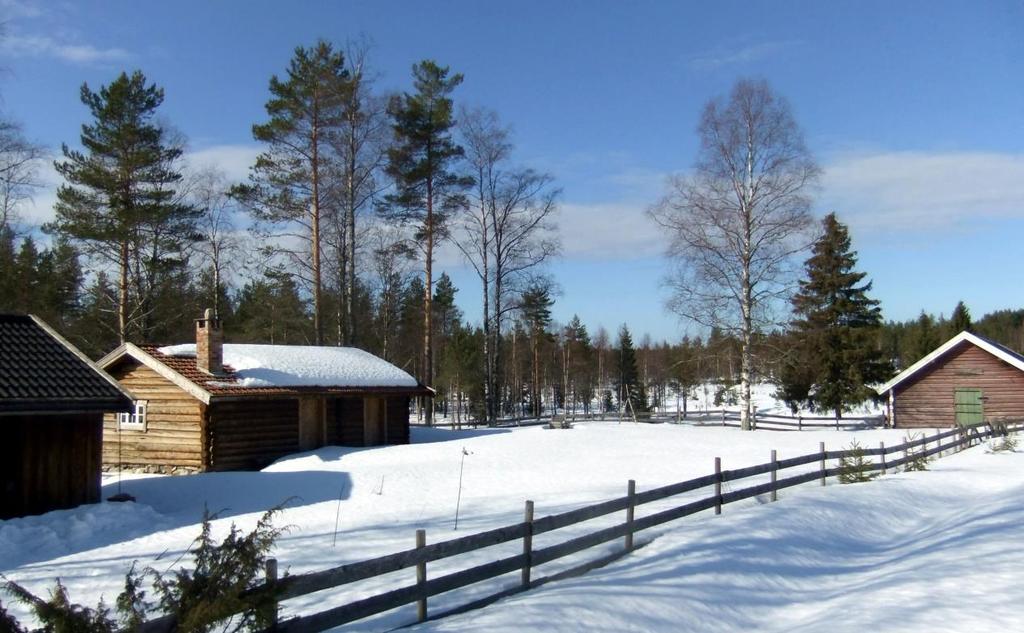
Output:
[{"left": 2, "top": 0, "right": 1022, "bottom": 341}]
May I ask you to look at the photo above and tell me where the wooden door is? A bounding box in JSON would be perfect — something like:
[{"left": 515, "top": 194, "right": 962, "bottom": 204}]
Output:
[
  {"left": 363, "top": 397, "right": 387, "bottom": 446},
  {"left": 298, "top": 397, "right": 325, "bottom": 450},
  {"left": 954, "top": 388, "right": 984, "bottom": 427}
]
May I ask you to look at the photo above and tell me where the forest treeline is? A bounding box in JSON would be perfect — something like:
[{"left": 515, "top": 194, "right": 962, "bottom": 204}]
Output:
[{"left": 1, "top": 41, "right": 1020, "bottom": 424}]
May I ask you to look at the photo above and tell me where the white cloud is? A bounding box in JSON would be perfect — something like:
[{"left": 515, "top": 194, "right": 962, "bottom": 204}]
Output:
[
  {"left": 0, "top": 0, "right": 43, "bottom": 18},
  {"left": 687, "top": 40, "right": 797, "bottom": 71},
  {"left": 0, "top": 33, "right": 130, "bottom": 64},
  {"left": 557, "top": 200, "right": 666, "bottom": 260},
  {"left": 184, "top": 144, "right": 261, "bottom": 184},
  {"left": 821, "top": 150, "right": 1024, "bottom": 233}
]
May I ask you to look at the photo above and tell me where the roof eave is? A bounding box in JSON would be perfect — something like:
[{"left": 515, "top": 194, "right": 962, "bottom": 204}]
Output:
[
  {"left": 101, "top": 343, "right": 213, "bottom": 405},
  {"left": 877, "top": 331, "right": 1024, "bottom": 395}
]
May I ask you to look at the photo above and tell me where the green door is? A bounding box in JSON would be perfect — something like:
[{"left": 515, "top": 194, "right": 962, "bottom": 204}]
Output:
[{"left": 954, "top": 388, "right": 984, "bottom": 427}]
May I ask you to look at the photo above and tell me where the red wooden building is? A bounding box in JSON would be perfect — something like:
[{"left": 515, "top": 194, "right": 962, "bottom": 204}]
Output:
[{"left": 877, "top": 331, "right": 1024, "bottom": 429}]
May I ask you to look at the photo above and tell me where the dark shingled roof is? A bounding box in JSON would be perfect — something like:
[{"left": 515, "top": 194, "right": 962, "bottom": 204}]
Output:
[{"left": 0, "top": 314, "right": 133, "bottom": 414}]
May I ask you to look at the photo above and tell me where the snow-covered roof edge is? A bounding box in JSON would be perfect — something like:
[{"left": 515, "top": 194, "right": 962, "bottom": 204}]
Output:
[
  {"left": 876, "top": 331, "right": 1024, "bottom": 395},
  {"left": 99, "top": 343, "right": 213, "bottom": 404}
]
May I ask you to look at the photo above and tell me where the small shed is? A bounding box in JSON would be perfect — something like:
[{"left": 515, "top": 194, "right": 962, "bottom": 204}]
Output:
[
  {"left": 876, "top": 331, "right": 1024, "bottom": 429},
  {"left": 1, "top": 314, "right": 132, "bottom": 519},
  {"left": 99, "top": 311, "right": 431, "bottom": 473}
]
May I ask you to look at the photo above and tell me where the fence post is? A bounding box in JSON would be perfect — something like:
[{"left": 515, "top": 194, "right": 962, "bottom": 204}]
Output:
[
  {"left": 714, "top": 457, "right": 722, "bottom": 514},
  {"left": 264, "top": 558, "right": 278, "bottom": 627},
  {"left": 721, "top": 409, "right": 727, "bottom": 426},
  {"left": 770, "top": 450, "right": 777, "bottom": 502},
  {"left": 879, "top": 441, "right": 886, "bottom": 475},
  {"left": 416, "top": 529, "right": 427, "bottom": 622},
  {"left": 934, "top": 429, "right": 940, "bottom": 458},
  {"left": 625, "top": 480, "right": 636, "bottom": 551},
  {"left": 798, "top": 415, "right": 803, "bottom": 431},
  {"left": 522, "top": 500, "right": 534, "bottom": 588},
  {"left": 819, "top": 442, "right": 826, "bottom": 486}
]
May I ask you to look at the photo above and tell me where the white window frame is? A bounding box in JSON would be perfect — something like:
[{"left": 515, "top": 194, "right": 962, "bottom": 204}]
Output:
[{"left": 118, "top": 400, "right": 148, "bottom": 431}]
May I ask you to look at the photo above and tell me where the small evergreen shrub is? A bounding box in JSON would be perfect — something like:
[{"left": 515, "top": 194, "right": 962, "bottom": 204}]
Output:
[
  {"left": 838, "top": 439, "right": 878, "bottom": 484},
  {"left": 902, "top": 432, "right": 931, "bottom": 471},
  {"left": 988, "top": 433, "right": 1019, "bottom": 453},
  {"left": 1, "top": 507, "right": 286, "bottom": 633}
]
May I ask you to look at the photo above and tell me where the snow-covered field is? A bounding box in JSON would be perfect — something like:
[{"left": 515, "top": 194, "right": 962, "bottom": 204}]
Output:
[{"left": 1, "top": 417, "right": 1013, "bottom": 631}]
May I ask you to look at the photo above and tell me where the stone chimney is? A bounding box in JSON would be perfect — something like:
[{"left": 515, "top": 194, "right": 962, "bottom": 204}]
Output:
[{"left": 195, "top": 308, "right": 223, "bottom": 375}]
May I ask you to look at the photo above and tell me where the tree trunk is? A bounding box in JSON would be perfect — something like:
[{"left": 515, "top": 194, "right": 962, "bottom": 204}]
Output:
[
  {"left": 311, "top": 117, "right": 324, "bottom": 346},
  {"left": 118, "top": 240, "right": 129, "bottom": 344},
  {"left": 345, "top": 130, "right": 357, "bottom": 346},
  {"left": 423, "top": 176, "right": 434, "bottom": 426}
]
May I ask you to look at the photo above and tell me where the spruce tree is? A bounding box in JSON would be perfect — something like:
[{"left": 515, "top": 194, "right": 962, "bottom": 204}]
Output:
[
  {"left": 49, "top": 70, "right": 198, "bottom": 344},
  {"left": 382, "top": 60, "right": 471, "bottom": 425},
  {"left": 950, "top": 300, "right": 972, "bottom": 335},
  {"left": 616, "top": 325, "right": 649, "bottom": 416},
  {"left": 790, "top": 213, "right": 891, "bottom": 419}
]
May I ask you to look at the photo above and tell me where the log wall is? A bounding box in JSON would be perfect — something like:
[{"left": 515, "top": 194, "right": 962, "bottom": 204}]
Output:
[
  {"left": 894, "top": 342, "right": 1024, "bottom": 428},
  {"left": 209, "top": 399, "right": 299, "bottom": 471},
  {"left": 103, "top": 360, "right": 204, "bottom": 471},
  {"left": 1, "top": 413, "right": 102, "bottom": 519}
]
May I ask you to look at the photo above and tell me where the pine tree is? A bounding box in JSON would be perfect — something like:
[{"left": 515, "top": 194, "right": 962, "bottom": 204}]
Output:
[
  {"left": 519, "top": 284, "right": 553, "bottom": 417},
  {"left": 49, "top": 70, "right": 198, "bottom": 344},
  {"left": 950, "top": 300, "right": 972, "bottom": 335},
  {"left": 235, "top": 41, "right": 350, "bottom": 346},
  {"left": 382, "top": 60, "right": 471, "bottom": 425},
  {"left": 790, "top": 213, "right": 891, "bottom": 419},
  {"left": 615, "top": 325, "right": 649, "bottom": 416}
]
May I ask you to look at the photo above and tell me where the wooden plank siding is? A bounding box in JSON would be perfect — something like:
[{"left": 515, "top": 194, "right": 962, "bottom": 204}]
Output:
[
  {"left": 894, "top": 341, "right": 1024, "bottom": 428},
  {"left": 208, "top": 399, "right": 299, "bottom": 471},
  {"left": 1, "top": 413, "right": 102, "bottom": 519},
  {"left": 103, "top": 360, "right": 204, "bottom": 471}
]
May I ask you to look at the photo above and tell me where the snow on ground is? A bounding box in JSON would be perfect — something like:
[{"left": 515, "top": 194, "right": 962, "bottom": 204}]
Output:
[
  {"left": 157, "top": 343, "right": 418, "bottom": 388},
  {"left": 0, "top": 419, "right": 987, "bottom": 631},
  {"left": 415, "top": 444, "right": 1024, "bottom": 633}
]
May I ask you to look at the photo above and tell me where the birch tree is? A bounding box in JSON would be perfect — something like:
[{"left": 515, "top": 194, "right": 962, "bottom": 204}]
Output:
[
  {"left": 456, "top": 106, "right": 560, "bottom": 423},
  {"left": 332, "top": 42, "right": 389, "bottom": 345},
  {"left": 650, "top": 79, "right": 819, "bottom": 430},
  {"left": 0, "top": 120, "right": 43, "bottom": 233}
]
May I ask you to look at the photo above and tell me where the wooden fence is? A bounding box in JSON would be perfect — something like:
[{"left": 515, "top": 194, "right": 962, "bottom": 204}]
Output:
[
  {"left": 415, "top": 409, "right": 885, "bottom": 431},
  {"left": 138, "top": 421, "right": 1018, "bottom": 633}
]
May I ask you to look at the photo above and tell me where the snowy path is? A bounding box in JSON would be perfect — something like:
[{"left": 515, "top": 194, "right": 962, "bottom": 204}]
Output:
[{"left": 416, "top": 445, "right": 1024, "bottom": 633}]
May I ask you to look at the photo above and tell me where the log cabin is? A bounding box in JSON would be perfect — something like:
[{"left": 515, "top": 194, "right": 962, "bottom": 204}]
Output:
[
  {"left": 877, "top": 331, "right": 1024, "bottom": 429},
  {"left": 99, "top": 310, "right": 431, "bottom": 473},
  {"left": 1, "top": 314, "right": 133, "bottom": 519}
]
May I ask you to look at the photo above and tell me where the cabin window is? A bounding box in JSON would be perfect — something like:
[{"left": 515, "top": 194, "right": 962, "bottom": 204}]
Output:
[{"left": 118, "top": 400, "right": 148, "bottom": 431}]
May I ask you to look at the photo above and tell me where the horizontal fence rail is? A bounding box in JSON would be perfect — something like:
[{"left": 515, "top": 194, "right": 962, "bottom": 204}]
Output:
[
  {"left": 135, "top": 421, "right": 1021, "bottom": 633},
  {"left": 413, "top": 410, "right": 885, "bottom": 432}
]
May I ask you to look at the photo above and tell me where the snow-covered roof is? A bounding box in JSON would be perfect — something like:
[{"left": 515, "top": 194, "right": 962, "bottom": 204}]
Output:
[
  {"left": 876, "top": 331, "right": 1024, "bottom": 395},
  {"left": 157, "top": 343, "right": 419, "bottom": 389}
]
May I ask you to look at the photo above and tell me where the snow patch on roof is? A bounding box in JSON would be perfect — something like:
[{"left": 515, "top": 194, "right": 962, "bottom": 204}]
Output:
[{"left": 157, "top": 343, "right": 418, "bottom": 388}]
